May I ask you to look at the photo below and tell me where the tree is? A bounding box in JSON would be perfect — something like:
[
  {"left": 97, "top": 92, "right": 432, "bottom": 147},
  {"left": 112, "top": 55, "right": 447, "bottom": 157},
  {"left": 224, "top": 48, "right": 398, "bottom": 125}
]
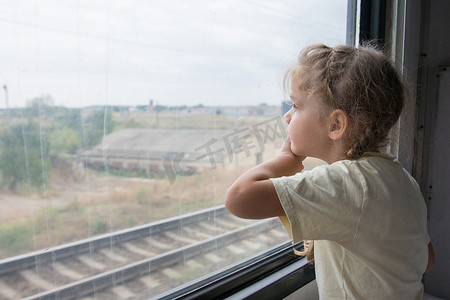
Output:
[
  {"left": 25, "top": 95, "right": 55, "bottom": 117},
  {"left": 0, "top": 122, "right": 51, "bottom": 190},
  {"left": 50, "top": 127, "right": 82, "bottom": 155},
  {"left": 83, "top": 107, "right": 115, "bottom": 147},
  {"left": 59, "top": 108, "right": 83, "bottom": 134},
  {"left": 51, "top": 108, "right": 83, "bottom": 155}
]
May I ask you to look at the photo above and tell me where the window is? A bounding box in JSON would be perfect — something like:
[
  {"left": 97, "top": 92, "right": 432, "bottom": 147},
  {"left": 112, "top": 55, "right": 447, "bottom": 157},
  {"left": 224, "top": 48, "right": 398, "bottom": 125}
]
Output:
[{"left": 0, "top": 1, "right": 347, "bottom": 298}]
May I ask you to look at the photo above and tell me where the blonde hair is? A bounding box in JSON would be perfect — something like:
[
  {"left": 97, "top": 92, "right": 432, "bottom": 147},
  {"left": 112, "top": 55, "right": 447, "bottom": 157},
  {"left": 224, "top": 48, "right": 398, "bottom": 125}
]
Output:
[{"left": 285, "top": 44, "right": 406, "bottom": 262}]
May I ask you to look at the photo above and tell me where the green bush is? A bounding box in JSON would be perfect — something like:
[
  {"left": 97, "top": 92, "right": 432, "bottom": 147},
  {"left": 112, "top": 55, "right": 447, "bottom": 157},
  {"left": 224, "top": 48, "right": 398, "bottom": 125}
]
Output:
[
  {"left": 0, "top": 121, "right": 51, "bottom": 190},
  {"left": 83, "top": 108, "right": 115, "bottom": 147},
  {"left": 50, "top": 127, "right": 82, "bottom": 155},
  {"left": 0, "top": 221, "right": 33, "bottom": 257},
  {"left": 91, "top": 218, "right": 107, "bottom": 235}
]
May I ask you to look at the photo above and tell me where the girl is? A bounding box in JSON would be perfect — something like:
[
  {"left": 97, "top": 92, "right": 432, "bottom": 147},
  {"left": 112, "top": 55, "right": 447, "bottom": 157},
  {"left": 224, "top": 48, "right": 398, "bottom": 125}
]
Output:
[{"left": 225, "top": 44, "right": 434, "bottom": 299}]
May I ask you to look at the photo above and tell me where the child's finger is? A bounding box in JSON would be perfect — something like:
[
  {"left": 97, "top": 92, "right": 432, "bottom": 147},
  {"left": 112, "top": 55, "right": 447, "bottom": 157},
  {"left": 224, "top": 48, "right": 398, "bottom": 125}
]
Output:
[
  {"left": 280, "top": 136, "right": 292, "bottom": 152},
  {"left": 281, "top": 137, "right": 307, "bottom": 163}
]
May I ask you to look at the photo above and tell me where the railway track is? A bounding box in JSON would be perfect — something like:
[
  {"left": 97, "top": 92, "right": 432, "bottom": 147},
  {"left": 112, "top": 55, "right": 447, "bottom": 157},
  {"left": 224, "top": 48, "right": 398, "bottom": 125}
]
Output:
[{"left": 0, "top": 205, "right": 289, "bottom": 299}]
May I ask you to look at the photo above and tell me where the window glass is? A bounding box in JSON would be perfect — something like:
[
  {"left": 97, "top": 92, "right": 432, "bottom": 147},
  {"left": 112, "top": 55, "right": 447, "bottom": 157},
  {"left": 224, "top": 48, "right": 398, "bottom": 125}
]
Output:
[{"left": 0, "top": 0, "right": 346, "bottom": 298}]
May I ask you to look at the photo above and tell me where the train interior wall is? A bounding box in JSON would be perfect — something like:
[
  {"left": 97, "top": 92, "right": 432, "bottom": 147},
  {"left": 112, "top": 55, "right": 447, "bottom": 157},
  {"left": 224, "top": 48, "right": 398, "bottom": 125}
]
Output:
[
  {"left": 419, "top": 0, "right": 450, "bottom": 298},
  {"left": 284, "top": 1, "right": 450, "bottom": 299}
]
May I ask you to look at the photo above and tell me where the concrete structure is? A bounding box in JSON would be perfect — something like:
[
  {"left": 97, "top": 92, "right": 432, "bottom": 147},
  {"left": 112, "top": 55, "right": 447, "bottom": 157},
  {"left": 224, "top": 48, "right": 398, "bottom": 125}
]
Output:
[{"left": 81, "top": 128, "right": 234, "bottom": 175}]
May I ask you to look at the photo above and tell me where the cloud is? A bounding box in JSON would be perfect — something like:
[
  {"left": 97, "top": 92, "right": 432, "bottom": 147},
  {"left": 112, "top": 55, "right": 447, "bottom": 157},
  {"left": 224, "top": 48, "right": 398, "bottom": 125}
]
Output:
[{"left": 0, "top": 0, "right": 347, "bottom": 108}]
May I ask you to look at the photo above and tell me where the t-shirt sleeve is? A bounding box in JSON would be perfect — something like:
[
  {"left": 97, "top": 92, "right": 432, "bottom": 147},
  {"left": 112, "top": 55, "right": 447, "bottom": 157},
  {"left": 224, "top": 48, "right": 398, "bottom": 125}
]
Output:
[{"left": 270, "top": 163, "right": 366, "bottom": 243}]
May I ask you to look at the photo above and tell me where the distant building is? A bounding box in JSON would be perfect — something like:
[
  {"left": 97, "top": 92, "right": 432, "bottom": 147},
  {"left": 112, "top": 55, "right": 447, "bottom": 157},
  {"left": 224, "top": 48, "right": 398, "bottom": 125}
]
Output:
[{"left": 215, "top": 105, "right": 281, "bottom": 116}]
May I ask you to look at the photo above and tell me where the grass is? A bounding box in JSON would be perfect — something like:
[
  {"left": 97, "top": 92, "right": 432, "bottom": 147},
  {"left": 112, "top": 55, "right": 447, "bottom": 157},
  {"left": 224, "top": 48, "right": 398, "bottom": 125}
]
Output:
[
  {"left": 0, "top": 221, "right": 34, "bottom": 257},
  {"left": 0, "top": 111, "right": 285, "bottom": 259},
  {"left": 0, "top": 166, "right": 248, "bottom": 259}
]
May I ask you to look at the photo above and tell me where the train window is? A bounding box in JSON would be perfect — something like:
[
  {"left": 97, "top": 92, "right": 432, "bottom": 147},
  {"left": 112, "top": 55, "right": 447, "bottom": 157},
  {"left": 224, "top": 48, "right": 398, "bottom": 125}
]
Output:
[{"left": 0, "top": 0, "right": 347, "bottom": 298}]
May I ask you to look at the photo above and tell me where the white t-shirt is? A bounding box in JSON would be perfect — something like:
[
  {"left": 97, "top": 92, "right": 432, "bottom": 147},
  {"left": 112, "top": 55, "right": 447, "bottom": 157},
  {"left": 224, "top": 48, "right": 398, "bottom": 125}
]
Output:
[{"left": 271, "top": 154, "right": 429, "bottom": 300}]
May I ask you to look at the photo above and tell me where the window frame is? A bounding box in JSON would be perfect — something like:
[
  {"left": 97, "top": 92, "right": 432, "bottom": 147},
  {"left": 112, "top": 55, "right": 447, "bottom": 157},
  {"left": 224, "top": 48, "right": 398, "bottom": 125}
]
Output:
[
  {"left": 157, "top": 1, "right": 359, "bottom": 298},
  {"left": 0, "top": 1, "right": 356, "bottom": 298},
  {"left": 157, "top": 241, "right": 314, "bottom": 300},
  {"left": 159, "top": 1, "right": 414, "bottom": 297}
]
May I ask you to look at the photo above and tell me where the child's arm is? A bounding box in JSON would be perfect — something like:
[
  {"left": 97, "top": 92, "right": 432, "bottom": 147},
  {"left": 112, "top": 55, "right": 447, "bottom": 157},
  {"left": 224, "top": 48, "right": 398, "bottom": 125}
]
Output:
[{"left": 225, "top": 137, "right": 305, "bottom": 219}]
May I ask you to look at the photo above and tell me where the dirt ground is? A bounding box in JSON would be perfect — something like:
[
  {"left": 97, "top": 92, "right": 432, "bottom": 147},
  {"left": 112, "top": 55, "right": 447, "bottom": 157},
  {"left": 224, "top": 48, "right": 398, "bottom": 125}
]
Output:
[
  {"left": 0, "top": 144, "right": 326, "bottom": 222},
  {"left": 0, "top": 138, "right": 325, "bottom": 259}
]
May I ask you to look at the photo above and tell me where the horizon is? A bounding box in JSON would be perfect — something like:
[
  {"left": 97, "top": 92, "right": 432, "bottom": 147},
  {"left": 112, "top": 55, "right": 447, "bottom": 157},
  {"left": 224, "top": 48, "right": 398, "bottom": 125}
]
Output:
[{"left": 0, "top": 101, "right": 285, "bottom": 111}]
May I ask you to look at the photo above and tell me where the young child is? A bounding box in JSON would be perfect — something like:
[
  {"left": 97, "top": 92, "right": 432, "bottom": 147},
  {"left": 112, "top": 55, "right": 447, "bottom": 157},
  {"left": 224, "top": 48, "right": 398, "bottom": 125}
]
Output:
[{"left": 225, "top": 44, "right": 434, "bottom": 299}]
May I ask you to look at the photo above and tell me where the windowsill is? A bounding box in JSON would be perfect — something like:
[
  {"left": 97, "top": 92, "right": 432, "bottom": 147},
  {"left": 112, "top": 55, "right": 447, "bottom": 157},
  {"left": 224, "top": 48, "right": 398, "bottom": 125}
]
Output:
[{"left": 156, "top": 242, "right": 315, "bottom": 300}]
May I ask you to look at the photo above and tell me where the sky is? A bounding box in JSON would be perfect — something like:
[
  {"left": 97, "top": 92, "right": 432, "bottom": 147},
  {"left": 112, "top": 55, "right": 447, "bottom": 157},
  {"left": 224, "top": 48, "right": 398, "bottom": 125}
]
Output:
[{"left": 0, "top": 0, "right": 347, "bottom": 108}]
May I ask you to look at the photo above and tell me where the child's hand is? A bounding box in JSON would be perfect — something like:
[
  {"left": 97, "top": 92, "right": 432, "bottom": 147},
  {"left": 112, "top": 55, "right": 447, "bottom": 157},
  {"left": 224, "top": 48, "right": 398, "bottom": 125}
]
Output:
[
  {"left": 280, "top": 136, "right": 307, "bottom": 162},
  {"left": 225, "top": 137, "right": 306, "bottom": 219},
  {"left": 274, "top": 136, "right": 305, "bottom": 175},
  {"left": 225, "top": 136, "right": 304, "bottom": 219}
]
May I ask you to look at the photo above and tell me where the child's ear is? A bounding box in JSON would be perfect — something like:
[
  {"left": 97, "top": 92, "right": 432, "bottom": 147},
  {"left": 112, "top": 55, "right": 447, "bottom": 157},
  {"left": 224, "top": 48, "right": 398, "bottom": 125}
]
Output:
[{"left": 328, "top": 109, "right": 348, "bottom": 140}]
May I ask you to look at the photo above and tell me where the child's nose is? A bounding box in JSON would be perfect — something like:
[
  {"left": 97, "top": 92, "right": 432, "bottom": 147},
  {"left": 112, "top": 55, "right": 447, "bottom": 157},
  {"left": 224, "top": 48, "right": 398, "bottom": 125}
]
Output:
[{"left": 283, "top": 110, "right": 292, "bottom": 124}]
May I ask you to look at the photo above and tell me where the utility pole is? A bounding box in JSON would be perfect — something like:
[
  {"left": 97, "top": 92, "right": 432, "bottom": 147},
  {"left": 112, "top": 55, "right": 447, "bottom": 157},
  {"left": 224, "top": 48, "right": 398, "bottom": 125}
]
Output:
[
  {"left": 3, "top": 84, "right": 10, "bottom": 123},
  {"left": 0, "top": 72, "right": 10, "bottom": 125}
]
